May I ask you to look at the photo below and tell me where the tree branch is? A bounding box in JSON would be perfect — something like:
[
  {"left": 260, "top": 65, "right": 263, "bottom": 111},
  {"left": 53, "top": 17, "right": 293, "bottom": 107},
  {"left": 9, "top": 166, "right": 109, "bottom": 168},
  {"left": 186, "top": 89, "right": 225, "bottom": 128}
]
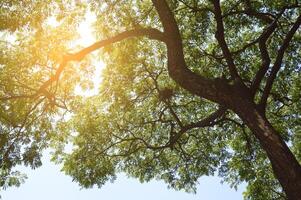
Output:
[
  {"left": 38, "top": 28, "right": 166, "bottom": 91},
  {"left": 151, "top": 0, "right": 232, "bottom": 105},
  {"left": 250, "top": 6, "right": 300, "bottom": 97},
  {"left": 168, "top": 106, "right": 226, "bottom": 147},
  {"left": 259, "top": 14, "right": 301, "bottom": 110},
  {"left": 1, "top": 28, "right": 166, "bottom": 101},
  {"left": 213, "top": 0, "right": 241, "bottom": 81},
  {"left": 250, "top": 20, "right": 278, "bottom": 97}
]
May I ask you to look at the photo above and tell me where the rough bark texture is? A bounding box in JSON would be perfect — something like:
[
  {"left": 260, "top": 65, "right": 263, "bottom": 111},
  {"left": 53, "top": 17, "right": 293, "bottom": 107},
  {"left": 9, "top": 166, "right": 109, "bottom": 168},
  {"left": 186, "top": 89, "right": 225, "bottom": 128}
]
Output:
[
  {"left": 7, "top": 0, "right": 299, "bottom": 198},
  {"left": 231, "top": 94, "right": 301, "bottom": 200},
  {"left": 151, "top": 0, "right": 301, "bottom": 199}
]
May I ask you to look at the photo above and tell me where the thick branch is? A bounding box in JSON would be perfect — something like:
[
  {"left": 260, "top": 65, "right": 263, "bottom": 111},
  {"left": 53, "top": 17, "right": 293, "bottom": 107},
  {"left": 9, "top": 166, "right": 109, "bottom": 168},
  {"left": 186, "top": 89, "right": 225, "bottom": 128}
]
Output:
[
  {"left": 259, "top": 14, "right": 301, "bottom": 110},
  {"left": 151, "top": 0, "right": 231, "bottom": 105},
  {"left": 250, "top": 20, "right": 277, "bottom": 96},
  {"left": 38, "top": 28, "right": 166, "bottom": 92},
  {"left": 168, "top": 106, "right": 226, "bottom": 147},
  {"left": 213, "top": 0, "right": 241, "bottom": 81},
  {"left": 1, "top": 28, "right": 165, "bottom": 101}
]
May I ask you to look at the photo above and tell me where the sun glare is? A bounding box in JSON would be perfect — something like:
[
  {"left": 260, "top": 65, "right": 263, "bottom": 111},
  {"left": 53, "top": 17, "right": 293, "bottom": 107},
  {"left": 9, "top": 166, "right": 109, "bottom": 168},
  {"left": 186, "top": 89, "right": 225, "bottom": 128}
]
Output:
[
  {"left": 72, "top": 12, "right": 105, "bottom": 97},
  {"left": 47, "top": 11, "right": 105, "bottom": 97},
  {"left": 77, "top": 12, "right": 96, "bottom": 46},
  {"left": 75, "top": 12, "right": 106, "bottom": 97}
]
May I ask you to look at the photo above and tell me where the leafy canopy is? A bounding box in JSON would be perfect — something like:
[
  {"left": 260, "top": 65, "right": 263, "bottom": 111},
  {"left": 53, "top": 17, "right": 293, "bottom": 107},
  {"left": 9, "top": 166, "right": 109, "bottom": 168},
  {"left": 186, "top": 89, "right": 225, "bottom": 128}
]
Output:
[{"left": 0, "top": 1, "right": 300, "bottom": 199}]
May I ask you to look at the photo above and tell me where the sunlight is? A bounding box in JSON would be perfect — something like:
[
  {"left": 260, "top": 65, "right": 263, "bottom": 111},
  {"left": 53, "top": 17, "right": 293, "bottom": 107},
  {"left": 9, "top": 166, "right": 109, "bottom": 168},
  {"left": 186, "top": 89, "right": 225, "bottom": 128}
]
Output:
[
  {"left": 74, "top": 60, "right": 105, "bottom": 97},
  {"left": 46, "top": 16, "right": 60, "bottom": 27},
  {"left": 46, "top": 11, "right": 105, "bottom": 97},
  {"left": 74, "top": 12, "right": 105, "bottom": 97},
  {"left": 73, "top": 12, "right": 105, "bottom": 97},
  {"left": 77, "top": 12, "right": 96, "bottom": 46},
  {"left": 47, "top": 11, "right": 105, "bottom": 97}
]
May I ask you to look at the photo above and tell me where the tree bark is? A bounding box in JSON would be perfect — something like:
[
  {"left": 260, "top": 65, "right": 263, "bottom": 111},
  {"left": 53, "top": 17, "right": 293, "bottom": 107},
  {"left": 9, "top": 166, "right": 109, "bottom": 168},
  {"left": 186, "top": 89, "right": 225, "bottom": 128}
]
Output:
[
  {"left": 151, "top": 0, "right": 301, "bottom": 198},
  {"left": 234, "top": 101, "right": 301, "bottom": 200}
]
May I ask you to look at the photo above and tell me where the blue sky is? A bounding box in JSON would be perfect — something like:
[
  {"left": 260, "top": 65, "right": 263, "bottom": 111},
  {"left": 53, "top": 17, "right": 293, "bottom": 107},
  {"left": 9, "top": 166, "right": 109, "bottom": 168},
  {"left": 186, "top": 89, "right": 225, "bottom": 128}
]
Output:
[
  {"left": 2, "top": 12, "right": 246, "bottom": 200},
  {"left": 2, "top": 152, "right": 245, "bottom": 200}
]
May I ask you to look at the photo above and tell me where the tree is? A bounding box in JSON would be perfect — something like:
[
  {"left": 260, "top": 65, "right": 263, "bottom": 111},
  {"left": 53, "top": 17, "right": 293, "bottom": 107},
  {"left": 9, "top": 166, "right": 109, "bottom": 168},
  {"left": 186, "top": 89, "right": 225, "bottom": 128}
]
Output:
[{"left": 0, "top": 0, "right": 301, "bottom": 199}]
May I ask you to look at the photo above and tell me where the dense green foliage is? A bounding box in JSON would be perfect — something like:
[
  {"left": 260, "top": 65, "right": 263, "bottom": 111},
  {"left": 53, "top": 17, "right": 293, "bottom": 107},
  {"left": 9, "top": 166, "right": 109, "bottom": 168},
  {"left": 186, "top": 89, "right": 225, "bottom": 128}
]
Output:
[{"left": 0, "top": 1, "right": 300, "bottom": 199}]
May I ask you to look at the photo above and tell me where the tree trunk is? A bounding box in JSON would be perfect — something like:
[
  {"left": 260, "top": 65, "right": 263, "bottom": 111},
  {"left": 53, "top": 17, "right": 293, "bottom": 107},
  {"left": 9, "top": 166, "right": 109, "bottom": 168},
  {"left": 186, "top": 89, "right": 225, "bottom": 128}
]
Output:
[
  {"left": 150, "top": 1, "right": 301, "bottom": 198},
  {"left": 236, "top": 104, "right": 301, "bottom": 200}
]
